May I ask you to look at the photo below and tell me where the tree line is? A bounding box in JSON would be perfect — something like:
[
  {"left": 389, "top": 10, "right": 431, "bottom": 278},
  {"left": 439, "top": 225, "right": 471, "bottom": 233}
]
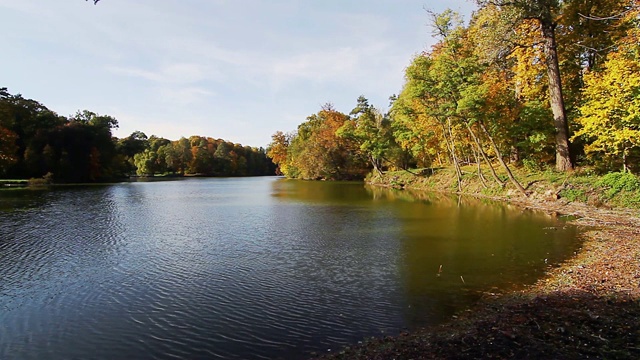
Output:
[
  {"left": 0, "top": 87, "right": 275, "bottom": 182},
  {"left": 267, "top": 0, "right": 640, "bottom": 186}
]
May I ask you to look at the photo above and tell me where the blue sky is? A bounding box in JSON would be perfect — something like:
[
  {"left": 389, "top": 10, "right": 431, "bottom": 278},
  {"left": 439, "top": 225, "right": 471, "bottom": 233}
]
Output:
[{"left": 0, "top": 0, "right": 476, "bottom": 148}]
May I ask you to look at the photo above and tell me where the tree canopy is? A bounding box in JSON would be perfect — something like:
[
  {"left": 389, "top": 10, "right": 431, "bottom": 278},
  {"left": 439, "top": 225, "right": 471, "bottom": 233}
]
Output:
[
  {"left": 0, "top": 87, "right": 275, "bottom": 182},
  {"left": 268, "top": 1, "right": 640, "bottom": 179}
]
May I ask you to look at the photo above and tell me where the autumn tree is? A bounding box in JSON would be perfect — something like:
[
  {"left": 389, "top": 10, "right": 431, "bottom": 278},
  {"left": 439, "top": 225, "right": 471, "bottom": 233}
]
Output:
[
  {"left": 337, "top": 96, "right": 395, "bottom": 175},
  {"left": 475, "top": 0, "right": 574, "bottom": 171},
  {"left": 557, "top": 0, "right": 633, "bottom": 120},
  {"left": 573, "top": 8, "right": 640, "bottom": 172},
  {"left": 266, "top": 131, "right": 291, "bottom": 175},
  {"left": 276, "top": 105, "right": 368, "bottom": 180}
]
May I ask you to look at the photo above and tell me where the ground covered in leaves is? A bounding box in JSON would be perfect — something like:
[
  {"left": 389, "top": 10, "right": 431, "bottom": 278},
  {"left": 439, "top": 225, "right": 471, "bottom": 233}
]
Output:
[{"left": 313, "top": 182, "right": 640, "bottom": 359}]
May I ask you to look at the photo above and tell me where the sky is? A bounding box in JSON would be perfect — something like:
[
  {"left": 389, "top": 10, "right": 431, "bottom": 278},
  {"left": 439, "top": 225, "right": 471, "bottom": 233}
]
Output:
[{"left": 0, "top": 0, "right": 476, "bottom": 148}]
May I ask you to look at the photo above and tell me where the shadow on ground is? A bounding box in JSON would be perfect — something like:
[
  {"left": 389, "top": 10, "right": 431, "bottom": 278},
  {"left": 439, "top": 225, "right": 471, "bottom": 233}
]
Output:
[{"left": 316, "top": 290, "right": 640, "bottom": 359}]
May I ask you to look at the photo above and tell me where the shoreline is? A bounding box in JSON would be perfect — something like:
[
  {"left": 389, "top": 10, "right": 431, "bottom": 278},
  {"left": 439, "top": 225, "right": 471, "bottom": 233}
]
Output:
[{"left": 314, "top": 174, "right": 640, "bottom": 359}]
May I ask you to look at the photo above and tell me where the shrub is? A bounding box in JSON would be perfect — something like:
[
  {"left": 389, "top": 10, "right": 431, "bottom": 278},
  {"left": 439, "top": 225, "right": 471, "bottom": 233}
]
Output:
[
  {"left": 28, "top": 172, "right": 54, "bottom": 186},
  {"left": 522, "top": 158, "right": 543, "bottom": 173},
  {"left": 558, "top": 188, "right": 587, "bottom": 202},
  {"left": 596, "top": 172, "right": 640, "bottom": 198}
]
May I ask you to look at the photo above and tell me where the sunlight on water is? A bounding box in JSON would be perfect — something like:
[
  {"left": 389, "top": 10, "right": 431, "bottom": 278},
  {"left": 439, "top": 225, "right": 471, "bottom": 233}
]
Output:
[{"left": 0, "top": 177, "right": 580, "bottom": 359}]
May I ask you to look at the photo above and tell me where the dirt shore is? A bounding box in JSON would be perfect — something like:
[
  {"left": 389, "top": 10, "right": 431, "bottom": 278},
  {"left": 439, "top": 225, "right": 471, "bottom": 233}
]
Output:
[{"left": 314, "top": 193, "right": 640, "bottom": 359}]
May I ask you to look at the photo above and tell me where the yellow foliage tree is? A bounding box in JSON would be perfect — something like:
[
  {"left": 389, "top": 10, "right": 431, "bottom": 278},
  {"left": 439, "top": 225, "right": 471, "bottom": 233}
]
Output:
[
  {"left": 574, "top": 23, "right": 640, "bottom": 172},
  {"left": 266, "top": 131, "right": 290, "bottom": 175}
]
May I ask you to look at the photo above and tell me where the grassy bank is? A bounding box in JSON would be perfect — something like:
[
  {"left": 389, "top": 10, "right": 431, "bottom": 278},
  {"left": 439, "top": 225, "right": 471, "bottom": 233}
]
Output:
[
  {"left": 314, "top": 166, "right": 640, "bottom": 359},
  {"left": 366, "top": 165, "right": 640, "bottom": 210},
  {"left": 0, "top": 179, "right": 29, "bottom": 187}
]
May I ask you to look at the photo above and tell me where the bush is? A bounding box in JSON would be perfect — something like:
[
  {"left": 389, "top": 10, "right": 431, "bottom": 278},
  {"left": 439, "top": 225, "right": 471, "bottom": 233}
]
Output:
[
  {"left": 28, "top": 172, "right": 54, "bottom": 186},
  {"left": 558, "top": 188, "right": 587, "bottom": 202},
  {"left": 522, "top": 158, "right": 543, "bottom": 173},
  {"left": 596, "top": 172, "right": 640, "bottom": 198}
]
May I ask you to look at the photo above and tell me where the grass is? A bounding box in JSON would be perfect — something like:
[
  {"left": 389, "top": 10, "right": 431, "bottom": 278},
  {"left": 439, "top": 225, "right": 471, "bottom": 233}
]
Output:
[
  {"left": 0, "top": 179, "right": 28, "bottom": 184},
  {"left": 0, "top": 179, "right": 29, "bottom": 188},
  {"left": 367, "top": 165, "right": 640, "bottom": 210}
]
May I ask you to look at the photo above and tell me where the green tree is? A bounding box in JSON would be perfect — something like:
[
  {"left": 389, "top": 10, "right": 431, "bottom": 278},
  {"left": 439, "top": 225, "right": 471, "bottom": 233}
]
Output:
[
  {"left": 337, "top": 96, "right": 394, "bottom": 175},
  {"left": 117, "top": 131, "right": 149, "bottom": 175},
  {"left": 134, "top": 149, "right": 158, "bottom": 176},
  {"left": 213, "top": 141, "right": 232, "bottom": 175},
  {"left": 0, "top": 126, "right": 18, "bottom": 174}
]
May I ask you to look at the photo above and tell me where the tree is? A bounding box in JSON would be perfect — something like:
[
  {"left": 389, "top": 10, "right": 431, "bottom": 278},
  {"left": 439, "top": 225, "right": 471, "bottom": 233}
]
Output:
[
  {"left": 134, "top": 149, "right": 158, "bottom": 176},
  {"left": 266, "top": 131, "right": 291, "bottom": 175},
  {"left": 118, "top": 131, "right": 148, "bottom": 156},
  {"left": 557, "top": 0, "right": 633, "bottom": 118},
  {"left": 0, "top": 89, "right": 59, "bottom": 177},
  {"left": 280, "top": 104, "right": 368, "bottom": 180},
  {"left": 0, "top": 126, "right": 18, "bottom": 174},
  {"left": 189, "top": 137, "right": 215, "bottom": 174},
  {"left": 393, "top": 11, "right": 477, "bottom": 191},
  {"left": 476, "top": 0, "right": 574, "bottom": 171},
  {"left": 573, "top": 13, "right": 640, "bottom": 172},
  {"left": 390, "top": 83, "right": 444, "bottom": 169},
  {"left": 337, "top": 96, "right": 393, "bottom": 175}
]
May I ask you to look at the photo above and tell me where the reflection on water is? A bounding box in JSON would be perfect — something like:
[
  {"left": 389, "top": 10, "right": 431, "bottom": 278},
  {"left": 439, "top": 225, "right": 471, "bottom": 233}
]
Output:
[
  {"left": 0, "top": 178, "right": 580, "bottom": 359},
  {"left": 365, "top": 186, "right": 577, "bottom": 325}
]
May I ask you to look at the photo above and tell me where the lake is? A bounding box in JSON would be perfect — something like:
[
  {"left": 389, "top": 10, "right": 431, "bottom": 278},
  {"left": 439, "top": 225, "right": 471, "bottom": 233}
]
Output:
[{"left": 0, "top": 177, "right": 580, "bottom": 359}]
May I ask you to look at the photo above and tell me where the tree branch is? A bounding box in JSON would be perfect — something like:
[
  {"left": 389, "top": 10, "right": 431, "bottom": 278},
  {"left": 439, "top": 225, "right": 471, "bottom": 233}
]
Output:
[{"left": 578, "top": 9, "right": 633, "bottom": 21}]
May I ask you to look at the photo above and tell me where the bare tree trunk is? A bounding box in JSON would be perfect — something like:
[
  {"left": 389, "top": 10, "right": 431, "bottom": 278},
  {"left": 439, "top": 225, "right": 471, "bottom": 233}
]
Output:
[
  {"left": 465, "top": 123, "right": 504, "bottom": 186},
  {"left": 541, "top": 20, "right": 574, "bottom": 172},
  {"left": 370, "top": 154, "right": 383, "bottom": 176},
  {"left": 479, "top": 121, "right": 527, "bottom": 196},
  {"left": 441, "top": 121, "right": 463, "bottom": 192},
  {"left": 473, "top": 146, "right": 488, "bottom": 188},
  {"left": 447, "top": 119, "right": 463, "bottom": 192},
  {"left": 510, "top": 145, "right": 520, "bottom": 164}
]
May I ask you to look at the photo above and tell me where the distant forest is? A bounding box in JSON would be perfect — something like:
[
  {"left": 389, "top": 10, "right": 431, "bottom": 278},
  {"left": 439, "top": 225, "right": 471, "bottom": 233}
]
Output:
[
  {"left": 267, "top": 1, "right": 640, "bottom": 185},
  {"left": 0, "top": 87, "right": 275, "bottom": 183}
]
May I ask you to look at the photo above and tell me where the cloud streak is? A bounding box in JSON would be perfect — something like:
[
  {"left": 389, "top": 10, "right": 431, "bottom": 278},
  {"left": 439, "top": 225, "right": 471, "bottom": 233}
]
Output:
[{"left": 0, "top": 0, "right": 476, "bottom": 147}]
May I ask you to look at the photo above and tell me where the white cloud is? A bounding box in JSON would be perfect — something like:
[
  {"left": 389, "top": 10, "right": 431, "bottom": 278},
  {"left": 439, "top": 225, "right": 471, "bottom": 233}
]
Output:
[
  {"left": 107, "top": 63, "right": 218, "bottom": 85},
  {"left": 158, "top": 86, "right": 216, "bottom": 106},
  {"left": 270, "top": 47, "right": 360, "bottom": 82},
  {"left": 107, "top": 66, "right": 163, "bottom": 82},
  {"left": 0, "top": 0, "right": 477, "bottom": 147}
]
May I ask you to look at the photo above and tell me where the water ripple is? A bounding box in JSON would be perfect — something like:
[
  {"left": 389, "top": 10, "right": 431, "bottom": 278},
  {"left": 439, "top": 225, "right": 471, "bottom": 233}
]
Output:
[{"left": 0, "top": 178, "right": 581, "bottom": 360}]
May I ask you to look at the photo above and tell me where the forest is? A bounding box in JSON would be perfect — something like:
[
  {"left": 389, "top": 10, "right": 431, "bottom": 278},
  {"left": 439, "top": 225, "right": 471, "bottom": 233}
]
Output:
[
  {"left": 0, "top": 87, "right": 275, "bottom": 183},
  {"left": 267, "top": 0, "right": 640, "bottom": 189}
]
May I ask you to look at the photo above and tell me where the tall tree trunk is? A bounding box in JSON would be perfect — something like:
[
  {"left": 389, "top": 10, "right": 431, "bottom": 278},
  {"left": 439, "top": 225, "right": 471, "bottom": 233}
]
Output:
[{"left": 541, "top": 20, "right": 574, "bottom": 172}]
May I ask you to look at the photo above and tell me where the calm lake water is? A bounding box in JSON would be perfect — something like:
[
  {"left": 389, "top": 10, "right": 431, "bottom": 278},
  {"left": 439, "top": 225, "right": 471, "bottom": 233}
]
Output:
[{"left": 0, "top": 177, "right": 580, "bottom": 359}]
